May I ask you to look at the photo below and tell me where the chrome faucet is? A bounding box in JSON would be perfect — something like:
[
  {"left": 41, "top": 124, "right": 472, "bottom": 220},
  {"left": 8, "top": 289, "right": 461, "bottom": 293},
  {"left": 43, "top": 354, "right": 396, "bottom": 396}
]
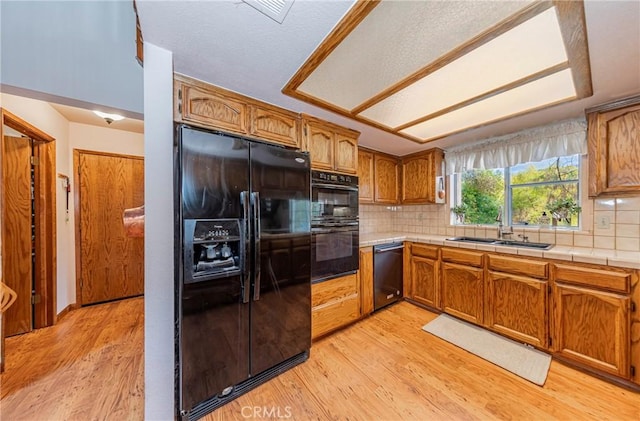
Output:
[{"left": 496, "top": 206, "right": 513, "bottom": 239}]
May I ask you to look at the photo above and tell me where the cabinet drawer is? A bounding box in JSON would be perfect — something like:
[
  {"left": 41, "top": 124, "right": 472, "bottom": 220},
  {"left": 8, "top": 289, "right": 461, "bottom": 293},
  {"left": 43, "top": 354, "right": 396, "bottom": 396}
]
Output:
[
  {"left": 441, "top": 248, "right": 483, "bottom": 268},
  {"left": 411, "top": 243, "right": 439, "bottom": 260},
  {"left": 312, "top": 295, "right": 359, "bottom": 339},
  {"left": 554, "top": 264, "right": 630, "bottom": 293},
  {"left": 488, "top": 255, "right": 548, "bottom": 279},
  {"left": 312, "top": 273, "right": 358, "bottom": 307}
]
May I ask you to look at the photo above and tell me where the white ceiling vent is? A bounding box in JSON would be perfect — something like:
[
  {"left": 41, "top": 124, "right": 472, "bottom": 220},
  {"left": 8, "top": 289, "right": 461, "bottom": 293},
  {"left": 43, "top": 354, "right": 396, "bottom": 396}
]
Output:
[{"left": 243, "top": 0, "right": 294, "bottom": 24}]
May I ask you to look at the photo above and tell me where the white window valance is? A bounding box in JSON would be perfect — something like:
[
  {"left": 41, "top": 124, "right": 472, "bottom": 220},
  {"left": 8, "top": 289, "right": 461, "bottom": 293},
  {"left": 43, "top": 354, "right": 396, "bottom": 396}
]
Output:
[{"left": 445, "top": 118, "right": 587, "bottom": 174}]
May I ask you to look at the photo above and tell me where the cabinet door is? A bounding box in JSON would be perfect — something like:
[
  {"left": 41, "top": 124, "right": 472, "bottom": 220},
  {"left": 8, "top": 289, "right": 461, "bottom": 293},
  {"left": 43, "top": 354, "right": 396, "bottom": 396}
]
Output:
[
  {"left": 181, "top": 84, "right": 248, "bottom": 135},
  {"left": 402, "top": 155, "right": 433, "bottom": 203},
  {"left": 249, "top": 105, "right": 300, "bottom": 149},
  {"left": 358, "top": 150, "right": 374, "bottom": 203},
  {"left": 306, "top": 122, "right": 334, "bottom": 171},
  {"left": 487, "top": 271, "right": 548, "bottom": 348},
  {"left": 552, "top": 283, "right": 630, "bottom": 378},
  {"left": 334, "top": 133, "right": 358, "bottom": 175},
  {"left": 411, "top": 256, "right": 439, "bottom": 309},
  {"left": 374, "top": 155, "right": 399, "bottom": 204},
  {"left": 588, "top": 103, "right": 640, "bottom": 196},
  {"left": 359, "top": 247, "right": 374, "bottom": 316},
  {"left": 441, "top": 262, "right": 483, "bottom": 324}
]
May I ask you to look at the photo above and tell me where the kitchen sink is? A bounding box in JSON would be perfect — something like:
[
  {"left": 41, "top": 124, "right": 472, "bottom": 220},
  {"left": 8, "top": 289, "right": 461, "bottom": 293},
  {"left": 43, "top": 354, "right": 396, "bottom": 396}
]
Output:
[{"left": 446, "top": 236, "right": 553, "bottom": 250}]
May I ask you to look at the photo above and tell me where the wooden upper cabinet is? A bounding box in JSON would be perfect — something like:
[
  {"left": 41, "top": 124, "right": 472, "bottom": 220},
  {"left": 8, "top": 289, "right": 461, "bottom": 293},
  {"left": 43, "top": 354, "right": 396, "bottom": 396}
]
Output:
[
  {"left": 249, "top": 104, "right": 300, "bottom": 149},
  {"left": 306, "top": 122, "right": 334, "bottom": 170},
  {"left": 334, "top": 132, "right": 358, "bottom": 174},
  {"left": 179, "top": 83, "right": 248, "bottom": 135},
  {"left": 302, "top": 114, "right": 359, "bottom": 175},
  {"left": 374, "top": 154, "right": 399, "bottom": 203},
  {"left": 174, "top": 74, "right": 302, "bottom": 149},
  {"left": 401, "top": 148, "right": 445, "bottom": 204},
  {"left": 588, "top": 96, "right": 640, "bottom": 197},
  {"left": 358, "top": 150, "right": 374, "bottom": 203}
]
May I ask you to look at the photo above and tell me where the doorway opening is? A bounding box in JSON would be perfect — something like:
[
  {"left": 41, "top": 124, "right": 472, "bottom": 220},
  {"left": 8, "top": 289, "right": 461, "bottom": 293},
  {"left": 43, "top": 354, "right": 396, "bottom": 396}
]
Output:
[{"left": 1, "top": 108, "right": 57, "bottom": 336}]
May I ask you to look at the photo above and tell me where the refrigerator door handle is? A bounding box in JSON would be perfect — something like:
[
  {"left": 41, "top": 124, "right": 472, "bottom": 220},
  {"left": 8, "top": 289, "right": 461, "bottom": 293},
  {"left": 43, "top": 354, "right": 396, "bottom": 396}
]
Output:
[
  {"left": 241, "top": 191, "right": 251, "bottom": 304},
  {"left": 252, "top": 192, "right": 261, "bottom": 301}
]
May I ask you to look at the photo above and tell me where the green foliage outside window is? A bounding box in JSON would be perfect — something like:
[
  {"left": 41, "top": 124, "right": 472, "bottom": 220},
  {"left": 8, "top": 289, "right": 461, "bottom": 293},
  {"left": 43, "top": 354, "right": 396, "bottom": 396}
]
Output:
[
  {"left": 457, "top": 155, "right": 581, "bottom": 227},
  {"left": 460, "top": 169, "right": 504, "bottom": 224}
]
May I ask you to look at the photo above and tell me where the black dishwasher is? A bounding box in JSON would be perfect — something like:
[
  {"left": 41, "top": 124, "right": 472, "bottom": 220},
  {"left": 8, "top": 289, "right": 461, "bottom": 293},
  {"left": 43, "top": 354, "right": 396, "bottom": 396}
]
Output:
[{"left": 373, "top": 243, "right": 404, "bottom": 311}]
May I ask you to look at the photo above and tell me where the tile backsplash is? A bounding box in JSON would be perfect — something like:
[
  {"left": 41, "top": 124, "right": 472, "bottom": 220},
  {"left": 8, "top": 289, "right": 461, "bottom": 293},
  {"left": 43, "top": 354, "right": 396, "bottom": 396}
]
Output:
[{"left": 360, "top": 195, "right": 640, "bottom": 252}]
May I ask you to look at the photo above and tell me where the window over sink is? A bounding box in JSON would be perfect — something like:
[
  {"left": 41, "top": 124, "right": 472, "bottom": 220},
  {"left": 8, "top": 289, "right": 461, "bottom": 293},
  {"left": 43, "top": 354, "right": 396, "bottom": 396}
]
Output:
[{"left": 452, "top": 155, "right": 581, "bottom": 228}]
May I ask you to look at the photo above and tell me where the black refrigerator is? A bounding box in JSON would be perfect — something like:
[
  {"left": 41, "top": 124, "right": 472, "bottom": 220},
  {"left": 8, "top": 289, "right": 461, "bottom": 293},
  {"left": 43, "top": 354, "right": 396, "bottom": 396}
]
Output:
[{"left": 175, "top": 124, "right": 311, "bottom": 420}]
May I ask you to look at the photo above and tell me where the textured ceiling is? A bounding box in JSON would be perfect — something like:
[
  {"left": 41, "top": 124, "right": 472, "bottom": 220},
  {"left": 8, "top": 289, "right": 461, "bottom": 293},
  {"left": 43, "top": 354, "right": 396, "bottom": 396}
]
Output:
[{"left": 136, "top": 0, "right": 640, "bottom": 156}]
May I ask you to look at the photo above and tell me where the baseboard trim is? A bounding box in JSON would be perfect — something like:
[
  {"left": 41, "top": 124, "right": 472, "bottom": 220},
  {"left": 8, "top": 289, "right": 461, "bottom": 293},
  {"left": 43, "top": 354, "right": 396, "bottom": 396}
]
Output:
[{"left": 56, "top": 303, "right": 79, "bottom": 322}]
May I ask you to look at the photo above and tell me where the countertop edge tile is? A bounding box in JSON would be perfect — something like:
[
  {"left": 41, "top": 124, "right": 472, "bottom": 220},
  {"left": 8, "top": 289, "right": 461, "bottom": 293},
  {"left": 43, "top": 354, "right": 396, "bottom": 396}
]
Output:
[{"left": 360, "top": 232, "right": 639, "bottom": 268}]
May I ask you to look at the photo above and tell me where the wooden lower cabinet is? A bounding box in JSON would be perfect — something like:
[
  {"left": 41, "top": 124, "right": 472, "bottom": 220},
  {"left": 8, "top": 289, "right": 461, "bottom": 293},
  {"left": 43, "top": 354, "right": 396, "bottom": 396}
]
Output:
[
  {"left": 552, "top": 282, "right": 630, "bottom": 378},
  {"left": 359, "top": 247, "right": 374, "bottom": 316},
  {"left": 441, "top": 262, "right": 483, "bottom": 324},
  {"left": 411, "top": 256, "right": 440, "bottom": 309},
  {"left": 486, "top": 271, "right": 548, "bottom": 348},
  {"left": 311, "top": 274, "right": 360, "bottom": 339}
]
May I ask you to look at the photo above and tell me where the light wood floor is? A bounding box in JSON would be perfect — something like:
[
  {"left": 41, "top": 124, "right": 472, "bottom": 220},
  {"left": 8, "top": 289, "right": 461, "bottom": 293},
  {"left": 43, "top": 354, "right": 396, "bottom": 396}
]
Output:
[
  {"left": 0, "top": 297, "right": 144, "bottom": 420},
  {"left": 2, "top": 298, "right": 639, "bottom": 420}
]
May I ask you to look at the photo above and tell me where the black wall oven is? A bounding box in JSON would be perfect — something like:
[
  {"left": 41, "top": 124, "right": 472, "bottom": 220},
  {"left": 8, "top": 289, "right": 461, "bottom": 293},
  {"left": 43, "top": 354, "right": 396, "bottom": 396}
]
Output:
[{"left": 311, "top": 171, "right": 359, "bottom": 282}]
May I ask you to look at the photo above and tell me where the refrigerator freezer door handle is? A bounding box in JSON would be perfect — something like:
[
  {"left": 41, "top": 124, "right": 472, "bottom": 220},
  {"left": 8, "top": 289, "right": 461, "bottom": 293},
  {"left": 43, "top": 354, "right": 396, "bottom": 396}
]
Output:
[
  {"left": 241, "top": 191, "right": 251, "bottom": 304},
  {"left": 252, "top": 192, "right": 261, "bottom": 301}
]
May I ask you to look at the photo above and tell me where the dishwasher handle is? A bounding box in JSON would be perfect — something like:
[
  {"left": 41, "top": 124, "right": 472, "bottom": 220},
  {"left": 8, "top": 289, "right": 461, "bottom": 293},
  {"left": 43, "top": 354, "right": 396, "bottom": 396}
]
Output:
[{"left": 374, "top": 244, "right": 404, "bottom": 253}]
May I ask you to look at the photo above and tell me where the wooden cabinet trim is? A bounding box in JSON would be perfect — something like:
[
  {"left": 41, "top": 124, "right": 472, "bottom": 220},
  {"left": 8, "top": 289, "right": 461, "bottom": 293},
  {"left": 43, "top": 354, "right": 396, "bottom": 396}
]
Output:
[{"left": 359, "top": 248, "right": 374, "bottom": 316}]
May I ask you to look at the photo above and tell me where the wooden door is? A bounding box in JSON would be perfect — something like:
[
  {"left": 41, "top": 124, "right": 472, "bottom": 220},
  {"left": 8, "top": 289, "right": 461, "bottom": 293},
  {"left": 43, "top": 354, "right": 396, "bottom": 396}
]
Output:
[
  {"left": 487, "top": 271, "right": 548, "bottom": 348},
  {"left": 1, "top": 136, "right": 32, "bottom": 336},
  {"left": 411, "top": 256, "right": 439, "bottom": 309},
  {"left": 76, "top": 151, "right": 144, "bottom": 305},
  {"left": 441, "top": 262, "right": 483, "bottom": 325}
]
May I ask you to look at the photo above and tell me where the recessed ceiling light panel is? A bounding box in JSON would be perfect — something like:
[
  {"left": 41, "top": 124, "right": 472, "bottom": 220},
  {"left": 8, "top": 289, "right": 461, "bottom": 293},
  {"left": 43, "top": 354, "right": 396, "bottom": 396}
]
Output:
[
  {"left": 359, "top": 7, "right": 568, "bottom": 128},
  {"left": 400, "top": 69, "right": 577, "bottom": 141}
]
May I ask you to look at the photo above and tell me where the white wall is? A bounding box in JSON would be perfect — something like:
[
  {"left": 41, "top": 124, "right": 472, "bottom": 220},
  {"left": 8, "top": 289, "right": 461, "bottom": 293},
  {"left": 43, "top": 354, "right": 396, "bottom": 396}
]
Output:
[
  {"left": 0, "top": 0, "right": 143, "bottom": 115},
  {"left": 143, "top": 42, "right": 175, "bottom": 420},
  {"left": 1, "top": 94, "right": 145, "bottom": 314}
]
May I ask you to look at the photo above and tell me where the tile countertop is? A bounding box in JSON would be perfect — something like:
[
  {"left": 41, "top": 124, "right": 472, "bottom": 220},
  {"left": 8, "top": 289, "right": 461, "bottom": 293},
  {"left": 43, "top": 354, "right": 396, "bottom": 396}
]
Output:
[{"left": 360, "top": 232, "right": 640, "bottom": 269}]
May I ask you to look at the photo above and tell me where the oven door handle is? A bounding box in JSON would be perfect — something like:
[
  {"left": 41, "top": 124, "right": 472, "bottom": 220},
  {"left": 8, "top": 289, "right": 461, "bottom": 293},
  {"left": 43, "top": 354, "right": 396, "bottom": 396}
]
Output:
[
  {"left": 312, "top": 226, "right": 358, "bottom": 234},
  {"left": 312, "top": 183, "right": 358, "bottom": 192}
]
